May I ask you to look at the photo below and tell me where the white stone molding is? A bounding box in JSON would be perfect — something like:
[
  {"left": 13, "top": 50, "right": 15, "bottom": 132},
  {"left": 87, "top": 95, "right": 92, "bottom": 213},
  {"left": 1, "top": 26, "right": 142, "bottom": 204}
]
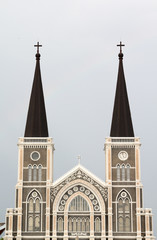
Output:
[
  {"left": 52, "top": 179, "right": 106, "bottom": 213},
  {"left": 58, "top": 185, "right": 100, "bottom": 212},
  {"left": 25, "top": 189, "right": 43, "bottom": 232},
  {"left": 115, "top": 188, "right": 133, "bottom": 233},
  {"left": 63, "top": 192, "right": 94, "bottom": 237},
  {"left": 51, "top": 167, "right": 108, "bottom": 204}
]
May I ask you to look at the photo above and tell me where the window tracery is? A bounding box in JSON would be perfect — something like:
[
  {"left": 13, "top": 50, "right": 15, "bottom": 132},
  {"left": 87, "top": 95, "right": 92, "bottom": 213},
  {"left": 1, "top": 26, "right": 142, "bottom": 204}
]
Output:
[
  {"left": 69, "top": 195, "right": 90, "bottom": 212},
  {"left": 117, "top": 190, "right": 131, "bottom": 232},
  {"left": 27, "top": 190, "right": 42, "bottom": 232},
  {"left": 50, "top": 169, "right": 108, "bottom": 203},
  {"left": 28, "top": 165, "right": 42, "bottom": 182},
  {"left": 117, "top": 164, "right": 131, "bottom": 181},
  {"left": 68, "top": 217, "right": 90, "bottom": 233},
  {"left": 56, "top": 185, "right": 102, "bottom": 236},
  {"left": 58, "top": 185, "right": 100, "bottom": 212}
]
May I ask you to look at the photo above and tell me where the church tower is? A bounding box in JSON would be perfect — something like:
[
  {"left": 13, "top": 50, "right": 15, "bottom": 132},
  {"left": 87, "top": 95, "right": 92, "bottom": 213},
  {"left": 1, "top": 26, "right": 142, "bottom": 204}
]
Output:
[
  {"left": 4, "top": 43, "right": 54, "bottom": 240},
  {"left": 104, "top": 42, "right": 154, "bottom": 240}
]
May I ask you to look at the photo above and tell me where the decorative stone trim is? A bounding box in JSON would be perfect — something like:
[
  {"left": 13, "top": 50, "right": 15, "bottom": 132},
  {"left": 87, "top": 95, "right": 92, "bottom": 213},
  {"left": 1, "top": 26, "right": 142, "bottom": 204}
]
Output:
[
  {"left": 58, "top": 185, "right": 100, "bottom": 212},
  {"left": 50, "top": 169, "right": 108, "bottom": 202},
  {"left": 24, "top": 145, "right": 48, "bottom": 148}
]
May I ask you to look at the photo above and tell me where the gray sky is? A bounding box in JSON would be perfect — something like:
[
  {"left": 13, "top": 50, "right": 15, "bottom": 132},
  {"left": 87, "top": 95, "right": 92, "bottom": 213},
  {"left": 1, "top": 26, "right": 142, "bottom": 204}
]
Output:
[{"left": 0, "top": 0, "right": 157, "bottom": 236}]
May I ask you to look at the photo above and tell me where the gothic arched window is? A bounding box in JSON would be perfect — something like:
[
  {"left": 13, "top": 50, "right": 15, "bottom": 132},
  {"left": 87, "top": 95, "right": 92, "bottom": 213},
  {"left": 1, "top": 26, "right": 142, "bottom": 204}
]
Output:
[
  {"left": 57, "top": 217, "right": 63, "bottom": 232},
  {"left": 117, "top": 164, "right": 120, "bottom": 181},
  {"left": 35, "top": 198, "right": 40, "bottom": 212},
  {"left": 68, "top": 195, "right": 91, "bottom": 233},
  {"left": 68, "top": 218, "right": 72, "bottom": 232},
  {"left": 122, "top": 164, "right": 125, "bottom": 181},
  {"left": 28, "top": 165, "right": 32, "bottom": 181},
  {"left": 68, "top": 195, "right": 90, "bottom": 212},
  {"left": 86, "top": 217, "right": 90, "bottom": 232},
  {"left": 117, "top": 191, "right": 131, "bottom": 232},
  {"left": 33, "top": 165, "right": 37, "bottom": 181},
  {"left": 29, "top": 198, "right": 33, "bottom": 212},
  {"left": 27, "top": 191, "right": 42, "bottom": 232},
  {"left": 77, "top": 218, "right": 81, "bottom": 231},
  {"left": 82, "top": 218, "right": 85, "bottom": 232},
  {"left": 126, "top": 164, "right": 130, "bottom": 181},
  {"left": 73, "top": 218, "right": 76, "bottom": 231},
  {"left": 38, "top": 165, "right": 42, "bottom": 181},
  {"left": 95, "top": 217, "right": 101, "bottom": 232}
]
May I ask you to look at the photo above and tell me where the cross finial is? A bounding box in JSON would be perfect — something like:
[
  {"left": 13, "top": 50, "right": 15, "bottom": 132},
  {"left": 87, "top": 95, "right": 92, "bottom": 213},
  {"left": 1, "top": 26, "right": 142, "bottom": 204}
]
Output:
[
  {"left": 77, "top": 155, "right": 81, "bottom": 165},
  {"left": 34, "top": 42, "right": 42, "bottom": 54},
  {"left": 117, "top": 41, "right": 125, "bottom": 53}
]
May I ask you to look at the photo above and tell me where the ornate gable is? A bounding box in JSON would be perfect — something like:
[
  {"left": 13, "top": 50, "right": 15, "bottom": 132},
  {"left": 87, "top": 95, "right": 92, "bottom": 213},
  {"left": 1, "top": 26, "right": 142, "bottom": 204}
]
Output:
[{"left": 50, "top": 165, "right": 108, "bottom": 202}]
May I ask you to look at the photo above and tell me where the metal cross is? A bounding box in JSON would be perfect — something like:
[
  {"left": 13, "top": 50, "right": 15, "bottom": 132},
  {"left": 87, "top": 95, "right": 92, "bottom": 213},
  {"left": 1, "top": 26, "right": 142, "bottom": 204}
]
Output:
[
  {"left": 77, "top": 155, "right": 81, "bottom": 165},
  {"left": 117, "top": 41, "right": 125, "bottom": 53},
  {"left": 34, "top": 42, "right": 42, "bottom": 53}
]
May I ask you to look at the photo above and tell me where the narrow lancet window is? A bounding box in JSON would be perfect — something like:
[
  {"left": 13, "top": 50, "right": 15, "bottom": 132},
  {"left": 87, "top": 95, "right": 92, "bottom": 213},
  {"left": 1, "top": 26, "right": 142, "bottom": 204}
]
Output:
[
  {"left": 33, "top": 165, "right": 37, "bottom": 181},
  {"left": 122, "top": 164, "right": 125, "bottom": 181},
  {"left": 35, "top": 198, "right": 40, "bottom": 212},
  {"left": 28, "top": 165, "right": 32, "bottom": 181},
  {"left": 86, "top": 218, "right": 90, "bottom": 232},
  {"left": 73, "top": 218, "right": 76, "bottom": 231},
  {"left": 126, "top": 164, "right": 130, "bottom": 181},
  {"left": 117, "top": 164, "right": 120, "bottom": 181},
  {"left": 58, "top": 217, "right": 63, "bottom": 232},
  {"left": 77, "top": 218, "right": 81, "bottom": 231},
  {"left": 82, "top": 218, "right": 85, "bottom": 232},
  {"left": 68, "top": 218, "right": 72, "bottom": 232},
  {"left": 29, "top": 198, "right": 33, "bottom": 212},
  {"left": 95, "top": 217, "right": 101, "bottom": 232},
  {"left": 28, "top": 216, "right": 33, "bottom": 231},
  {"left": 35, "top": 216, "right": 40, "bottom": 231},
  {"left": 38, "top": 165, "right": 42, "bottom": 181}
]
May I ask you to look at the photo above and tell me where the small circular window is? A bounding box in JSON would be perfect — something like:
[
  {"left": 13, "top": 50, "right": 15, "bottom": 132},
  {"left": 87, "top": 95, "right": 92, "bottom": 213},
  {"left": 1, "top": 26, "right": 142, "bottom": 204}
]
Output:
[{"left": 30, "top": 151, "right": 40, "bottom": 161}]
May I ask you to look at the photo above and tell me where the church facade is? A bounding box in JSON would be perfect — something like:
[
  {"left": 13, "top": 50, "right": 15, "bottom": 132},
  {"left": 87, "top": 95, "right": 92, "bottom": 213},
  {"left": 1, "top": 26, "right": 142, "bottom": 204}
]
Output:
[{"left": 4, "top": 43, "right": 155, "bottom": 240}]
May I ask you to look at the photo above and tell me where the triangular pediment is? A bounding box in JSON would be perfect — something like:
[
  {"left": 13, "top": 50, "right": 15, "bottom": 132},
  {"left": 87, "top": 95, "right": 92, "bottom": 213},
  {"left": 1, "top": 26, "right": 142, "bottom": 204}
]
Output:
[
  {"left": 53, "top": 164, "right": 106, "bottom": 188},
  {"left": 51, "top": 164, "right": 108, "bottom": 202}
]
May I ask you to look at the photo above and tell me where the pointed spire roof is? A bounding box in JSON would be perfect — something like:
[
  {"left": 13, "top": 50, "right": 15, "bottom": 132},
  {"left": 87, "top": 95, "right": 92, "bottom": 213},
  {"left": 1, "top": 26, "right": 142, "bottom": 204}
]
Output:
[
  {"left": 110, "top": 42, "right": 134, "bottom": 137},
  {"left": 24, "top": 42, "right": 49, "bottom": 137}
]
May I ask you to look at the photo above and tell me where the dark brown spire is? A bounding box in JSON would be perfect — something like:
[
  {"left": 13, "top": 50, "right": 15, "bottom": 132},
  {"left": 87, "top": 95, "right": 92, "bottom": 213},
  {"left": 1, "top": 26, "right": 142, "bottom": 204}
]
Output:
[
  {"left": 110, "top": 42, "right": 134, "bottom": 137},
  {"left": 24, "top": 43, "right": 49, "bottom": 137}
]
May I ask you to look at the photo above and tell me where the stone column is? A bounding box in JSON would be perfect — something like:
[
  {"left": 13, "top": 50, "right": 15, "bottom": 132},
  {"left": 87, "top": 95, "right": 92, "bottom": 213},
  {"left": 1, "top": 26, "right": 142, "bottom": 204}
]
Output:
[
  {"left": 102, "top": 211, "right": 106, "bottom": 240},
  {"left": 108, "top": 187, "right": 113, "bottom": 240},
  {"left": 64, "top": 212, "right": 68, "bottom": 240}
]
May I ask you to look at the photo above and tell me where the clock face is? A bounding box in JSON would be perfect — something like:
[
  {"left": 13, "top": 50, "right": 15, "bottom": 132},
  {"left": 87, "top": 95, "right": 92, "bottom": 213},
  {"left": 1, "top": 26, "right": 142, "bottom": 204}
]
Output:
[{"left": 118, "top": 151, "right": 128, "bottom": 161}]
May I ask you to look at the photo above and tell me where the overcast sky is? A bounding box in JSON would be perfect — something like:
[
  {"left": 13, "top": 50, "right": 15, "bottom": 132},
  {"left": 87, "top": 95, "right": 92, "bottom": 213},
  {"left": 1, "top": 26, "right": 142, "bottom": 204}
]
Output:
[{"left": 0, "top": 0, "right": 157, "bottom": 236}]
